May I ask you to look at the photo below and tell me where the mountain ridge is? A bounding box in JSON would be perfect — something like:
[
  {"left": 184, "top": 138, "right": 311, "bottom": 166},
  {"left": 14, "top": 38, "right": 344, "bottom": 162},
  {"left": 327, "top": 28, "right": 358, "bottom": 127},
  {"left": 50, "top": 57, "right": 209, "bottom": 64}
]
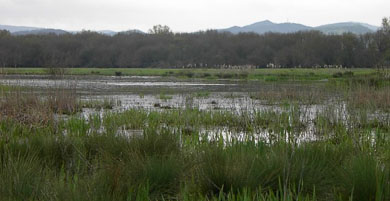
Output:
[
  {"left": 219, "top": 20, "right": 379, "bottom": 35},
  {"left": 0, "top": 25, "right": 145, "bottom": 36},
  {"left": 0, "top": 20, "right": 380, "bottom": 36},
  {"left": 13, "top": 29, "right": 69, "bottom": 35},
  {"left": 222, "top": 20, "right": 312, "bottom": 34}
]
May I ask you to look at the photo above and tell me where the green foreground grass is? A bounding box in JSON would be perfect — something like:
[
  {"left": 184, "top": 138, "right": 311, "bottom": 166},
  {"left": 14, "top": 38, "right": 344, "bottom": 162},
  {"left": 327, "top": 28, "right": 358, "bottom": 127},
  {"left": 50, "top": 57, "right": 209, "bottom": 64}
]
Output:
[
  {"left": 1, "top": 105, "right": 390, "bottom": 201},
  {"left": 0, "top": 67, "right": 378, "bottom": 81}
]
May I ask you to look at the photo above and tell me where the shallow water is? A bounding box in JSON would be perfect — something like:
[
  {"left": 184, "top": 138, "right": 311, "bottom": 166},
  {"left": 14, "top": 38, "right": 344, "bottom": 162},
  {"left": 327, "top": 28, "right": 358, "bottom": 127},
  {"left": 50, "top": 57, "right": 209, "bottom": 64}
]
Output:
[
  {"left": 2, "top": 74, "right": 388, "bottom": 143},
  {"left": 0, "top": 74, "right": 325, "bottom": 110},
  {"left": 0, "top": 74, "right": 323, "bottom": 94}
]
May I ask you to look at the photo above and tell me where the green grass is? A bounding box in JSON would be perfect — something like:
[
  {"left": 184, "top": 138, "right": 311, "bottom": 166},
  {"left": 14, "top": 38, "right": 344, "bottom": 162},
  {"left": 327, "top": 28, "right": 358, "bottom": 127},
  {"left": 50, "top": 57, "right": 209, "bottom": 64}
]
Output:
[
  {"left": 1, "top": 115, "right": 389, "bottom": 200},
  {"left": 0, "top": 84, "right": 26, "bottom": 93},
  {"left": 159, "top": 93, "right": 173, "bottom": 100},
  {"left": 0, "top": 67, "right": 378, "bottom": 81},
  {"left": 0, "top": 84, "right": 12, "bottom": 92},
  {"left": 193, "top": 91, "right": 210, "bottom": 98}
]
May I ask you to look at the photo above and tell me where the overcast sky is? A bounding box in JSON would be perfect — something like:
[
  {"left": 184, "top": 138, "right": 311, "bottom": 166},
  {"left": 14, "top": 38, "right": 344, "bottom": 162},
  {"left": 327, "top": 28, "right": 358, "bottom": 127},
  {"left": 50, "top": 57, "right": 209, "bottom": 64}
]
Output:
[{"left": 0, "top": 0, "right": 388, "bottom": 32}]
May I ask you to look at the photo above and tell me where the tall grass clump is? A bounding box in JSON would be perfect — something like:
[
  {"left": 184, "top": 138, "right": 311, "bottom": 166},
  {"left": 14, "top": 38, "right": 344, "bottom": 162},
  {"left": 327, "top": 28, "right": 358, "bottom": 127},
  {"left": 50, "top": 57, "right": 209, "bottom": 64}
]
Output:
[
  {"left": 337, "top": 154, "right": 390, "bottom": 201},
  {"left": 195, "top": 141, "right": 350, "bottom": 200},
  {"left": 0, "top": 85, "right": 81, "bottom": 127},
  {"left": 86, "top": 129, "right": 186, "bottom": 200},
  {"left": 0, "top": 90, "right": 53, "bottom": 127},
  {"left": 47, "top": 87, "right": 81, "bottom": 115},
  {"left": 348, "top": 86, "right": 390, "bottom": 112},
  {"left": 0, "top": 152, "right": 46, "bottom": 201},
  {"left": 44, "top": 67, "right": 69, "bottom": 77}
]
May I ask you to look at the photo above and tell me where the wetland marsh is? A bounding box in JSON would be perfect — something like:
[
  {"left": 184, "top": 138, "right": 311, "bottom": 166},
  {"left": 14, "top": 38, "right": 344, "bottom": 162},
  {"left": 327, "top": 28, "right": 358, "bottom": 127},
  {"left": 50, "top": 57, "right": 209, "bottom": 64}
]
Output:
[{"left": 1, "top": 68, "right": 390, "bottom": 201}]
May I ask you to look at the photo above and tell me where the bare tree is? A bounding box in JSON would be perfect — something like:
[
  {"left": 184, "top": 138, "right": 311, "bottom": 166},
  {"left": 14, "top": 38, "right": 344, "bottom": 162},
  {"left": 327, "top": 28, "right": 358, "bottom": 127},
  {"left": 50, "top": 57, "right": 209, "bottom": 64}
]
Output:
[{"left": 148, "top": 25, "right": 172, "bottom": 35}]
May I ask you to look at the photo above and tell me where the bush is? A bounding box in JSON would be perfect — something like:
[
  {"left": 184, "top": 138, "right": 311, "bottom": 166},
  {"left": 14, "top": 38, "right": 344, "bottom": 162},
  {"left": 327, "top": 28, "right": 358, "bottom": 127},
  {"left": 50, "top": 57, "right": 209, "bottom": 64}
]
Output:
[
  {"left": 343, "top": 71, "right": 354, "bottom": 77},
  {"left": 332, "top": 71, "right": 354, "bottom": 78},
  {"left": 185, "top": 72, "right": 195, "bottom": 78},
  {"left": 332, "top": 72, "right": 343, "bottom": 78},
  {"left": 45, "top": 67, "right": 69, "bottom": 77}
]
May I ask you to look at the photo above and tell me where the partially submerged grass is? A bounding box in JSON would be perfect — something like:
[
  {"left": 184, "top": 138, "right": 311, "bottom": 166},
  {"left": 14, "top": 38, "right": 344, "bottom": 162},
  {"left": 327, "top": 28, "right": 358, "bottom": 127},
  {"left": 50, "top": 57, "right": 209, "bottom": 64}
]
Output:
[
  {"left": 81, "top": 98, "right": 121, "bottom": 110},
  {"left": 0, "top": 86, "right": 81, "bottom": 126},
  {"left": 47, "top": 88, "right": 81, "bottom": 115},
  {"left": 250, "top": 84, "right": 332, "bottom": 105},
  {"left": 159, "top": 93, "right": 173, "bottom": 100},
  {"left": 193, "top": 91, "right": 210, "bottom": 98},
  {"left": 348, "top": 86, "right": 390, "bottom": 112},
  {"left": 0, "top": 84, "right": 13, "bottom": 93},
  {"left": 0, "top": 91, "right": 53, "bottom": 126}
]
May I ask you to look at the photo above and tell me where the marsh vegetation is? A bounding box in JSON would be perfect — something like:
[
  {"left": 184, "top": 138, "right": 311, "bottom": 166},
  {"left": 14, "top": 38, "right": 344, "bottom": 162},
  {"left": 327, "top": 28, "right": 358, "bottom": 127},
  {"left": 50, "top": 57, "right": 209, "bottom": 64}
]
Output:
[{"left": 0, "top": 68, "right": 390, "bottom": 200}]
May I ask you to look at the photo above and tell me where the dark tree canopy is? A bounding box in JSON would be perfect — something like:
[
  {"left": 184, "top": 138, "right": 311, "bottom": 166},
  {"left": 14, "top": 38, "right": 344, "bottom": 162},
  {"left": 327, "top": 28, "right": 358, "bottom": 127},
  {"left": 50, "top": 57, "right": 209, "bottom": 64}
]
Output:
[{"left": 0, "top": 23, "right": 389, "bottom": 68}]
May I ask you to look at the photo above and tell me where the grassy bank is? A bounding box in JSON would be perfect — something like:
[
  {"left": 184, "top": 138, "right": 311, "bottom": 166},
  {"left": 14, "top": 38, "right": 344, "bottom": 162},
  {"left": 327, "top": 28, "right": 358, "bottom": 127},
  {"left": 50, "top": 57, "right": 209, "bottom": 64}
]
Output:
[{"left": 0, "top": 67, "right": 378, "bottom": 81}]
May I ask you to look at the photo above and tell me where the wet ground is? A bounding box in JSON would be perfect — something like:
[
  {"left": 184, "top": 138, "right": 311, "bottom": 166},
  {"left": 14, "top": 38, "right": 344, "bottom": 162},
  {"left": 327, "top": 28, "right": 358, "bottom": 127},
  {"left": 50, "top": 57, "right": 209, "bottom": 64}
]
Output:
[{"left": 0, "top": 74, "right": 377, "bottom": 143}]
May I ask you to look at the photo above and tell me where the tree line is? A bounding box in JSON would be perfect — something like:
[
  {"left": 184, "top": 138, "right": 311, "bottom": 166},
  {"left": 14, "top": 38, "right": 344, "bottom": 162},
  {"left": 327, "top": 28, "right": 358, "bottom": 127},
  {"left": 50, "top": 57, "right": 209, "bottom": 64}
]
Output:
[{"left": 0, "top": 19, "right": 389, "bottom": 68}]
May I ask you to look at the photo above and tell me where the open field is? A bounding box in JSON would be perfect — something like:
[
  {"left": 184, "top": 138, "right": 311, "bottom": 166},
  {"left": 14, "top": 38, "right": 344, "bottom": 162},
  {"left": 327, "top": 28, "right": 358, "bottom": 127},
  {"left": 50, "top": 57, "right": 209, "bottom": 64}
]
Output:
[
  {"left": 1, "top": 69, "right": 390, "bottom": 200},
  {"left": 0, "top": 67, "right": 379, "bottom": 81}
]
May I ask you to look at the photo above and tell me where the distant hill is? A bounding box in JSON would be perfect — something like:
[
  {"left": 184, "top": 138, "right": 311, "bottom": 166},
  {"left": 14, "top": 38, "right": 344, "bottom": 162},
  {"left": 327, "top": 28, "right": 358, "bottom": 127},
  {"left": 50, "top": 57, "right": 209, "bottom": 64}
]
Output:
[
  {"left": 13, "top": 29, "right": 69, "bottom": 35},
  {"left": 118, "top": 29, "right": 145, "bottom": 34},
  {"left": 99, "top": 29, "right": 145, "bottom": 36},
  {"left": 98, "top": 30, "right": 117, "bottom": 36},
  {"left": 0, "top": 24, "right": 144, "bottom": 36},
  {"left": 0, "top": 25, "right": 41, "bottom": 33},
  {"left": 219, "top": 20, "right": 379, "bottom": 35},
  {"left": 313, "top": 22, "right": 376, "bottom": 35},
  {"left": 0, "top": 21, "right": 380, "bottom": 36},
  {"left": 0, "top": 25, "right": 68, "bottom": 35},
  {"left": 221, "top": 20, "right": 311, "bottom": 34},
  {"left": 358, "top": 23, "right": 379, "bottom": 31}
]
